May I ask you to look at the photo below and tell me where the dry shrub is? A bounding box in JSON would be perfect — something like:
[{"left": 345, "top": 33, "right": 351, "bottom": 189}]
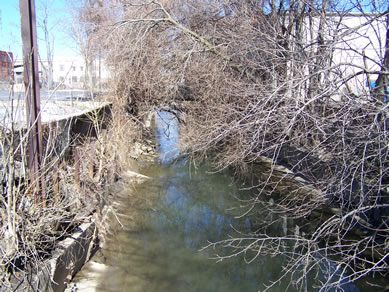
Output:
[
  {"left": 86, "top": 0, "right": 389, "bottom": 290},
  {"left": 0, "top": 88, "right": 147, "bottom": 290}
]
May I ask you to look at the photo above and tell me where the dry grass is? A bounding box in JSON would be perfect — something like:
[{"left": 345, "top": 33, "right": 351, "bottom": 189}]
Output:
[{"left": 0, "top": 85, "right": 151, "bottom": 289}]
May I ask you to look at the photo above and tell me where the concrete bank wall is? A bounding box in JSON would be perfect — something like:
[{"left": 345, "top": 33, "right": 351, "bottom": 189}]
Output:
[{"left": 33, "top": 221, "right": 98, "bottom": 292}]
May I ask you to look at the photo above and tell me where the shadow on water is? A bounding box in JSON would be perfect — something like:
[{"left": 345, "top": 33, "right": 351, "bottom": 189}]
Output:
[{"left": 94, "top": 111, "right": 375, "bottom": 292}]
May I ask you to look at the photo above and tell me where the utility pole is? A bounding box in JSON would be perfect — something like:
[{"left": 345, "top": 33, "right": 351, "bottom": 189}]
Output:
[{"left": 19, "top": 0, "right": 45, "bottom": 202}]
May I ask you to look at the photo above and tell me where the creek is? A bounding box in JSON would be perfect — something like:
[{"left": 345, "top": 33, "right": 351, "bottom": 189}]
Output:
[{"left": 74, "top": 111, "right": 382, "bottom": 292}]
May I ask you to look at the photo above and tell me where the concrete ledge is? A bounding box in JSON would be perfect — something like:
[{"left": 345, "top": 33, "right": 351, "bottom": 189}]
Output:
[{"left": 33, "top": 221, "right": 98, "bottom": 292}]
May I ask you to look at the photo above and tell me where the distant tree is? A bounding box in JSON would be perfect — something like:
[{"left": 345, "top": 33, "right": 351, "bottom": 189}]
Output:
[
  {"left": 37, "top": 0, "right": 55, "bottom": 89},
  {"left": 68, "top": 0, "right": 107, "bottom": 91}
]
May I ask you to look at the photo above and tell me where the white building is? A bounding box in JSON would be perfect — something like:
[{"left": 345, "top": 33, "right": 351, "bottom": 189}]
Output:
[
  {"left": 14, "top": 55, "right": 111, "bottom": 90},
  {"left": 52, "top": 56, "right": 85, "bottom": 89},
  {"left": 300, "top": 13, "right": 387, "bottom": 99},
  {"left": 51, "top": 56, "right": 110, "bottom": 90},
  {"left": 327, "top": 14, "right": 387, "bottom": 95}
]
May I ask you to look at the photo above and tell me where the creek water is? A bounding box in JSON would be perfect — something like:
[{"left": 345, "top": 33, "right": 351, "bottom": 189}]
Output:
[{"left": 84, "top": 111, "right": 380, "bottom": 292}]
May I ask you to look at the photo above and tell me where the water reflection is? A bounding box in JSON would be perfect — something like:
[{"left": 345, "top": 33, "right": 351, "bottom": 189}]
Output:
[
  {"left": 97, "top": 161, "right": 283, "bottom": 292},
  {"left": 155, "top": 110, "right": 180, "bottom": 164},
  {"left": 93, "top": 111, "right": 372, "bottom": 292}
]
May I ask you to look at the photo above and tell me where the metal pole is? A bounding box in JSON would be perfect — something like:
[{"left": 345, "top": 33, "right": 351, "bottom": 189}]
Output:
[{"left": 19, "top": 0, "right": 45, "bottom": 202}]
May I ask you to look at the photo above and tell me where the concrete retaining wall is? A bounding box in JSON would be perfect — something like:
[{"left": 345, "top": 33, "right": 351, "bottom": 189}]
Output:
[{"left": 33, "top": 221, "right": 98, "bottom": 292}]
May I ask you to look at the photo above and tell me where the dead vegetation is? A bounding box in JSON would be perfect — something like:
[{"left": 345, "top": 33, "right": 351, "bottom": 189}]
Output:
[
  {"left": 86, "top": 0, "right": 389, "bottom": 290},
  {"left": 2, "top": 0, "right": 388, "bottom": 290},
  {"left": 0, "top": 79, "right": 150, "bottom": 290}
]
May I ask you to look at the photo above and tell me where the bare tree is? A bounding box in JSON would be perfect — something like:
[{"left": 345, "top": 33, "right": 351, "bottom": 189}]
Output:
[
  {"left": 37, "top": 0, "right": 55, "bottom": 90},
  {"left": 373, "top": 8, "right": 389, "bottom": 102},
  {"left": 90, "top": 0, "right": 389, "bottom": 290},
  {"left": 67, "top": 0, "right": 109, "bottom": 92}
]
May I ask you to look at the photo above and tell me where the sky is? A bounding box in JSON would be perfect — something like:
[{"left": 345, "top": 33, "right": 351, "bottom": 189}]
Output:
[{"left": 0, "top": 0, "right": 79, "bottom": 60}]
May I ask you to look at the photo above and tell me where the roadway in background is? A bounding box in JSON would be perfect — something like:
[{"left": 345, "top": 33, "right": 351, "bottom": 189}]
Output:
[{"left": 0, "top": 90, "right": 95, "bottom": 101}]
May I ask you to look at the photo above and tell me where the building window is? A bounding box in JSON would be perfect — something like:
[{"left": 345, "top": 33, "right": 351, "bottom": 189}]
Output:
[
  {"left": 80, "top": 66, "right": 84, "bottom": 71},
  {"left": 60, "top": 64, "right": 65, "bottom": 71},
  {"left": 72, "top": 66, "right": 76, "bottom": 71},
  {"left": 72, "top": 76, "right": 77, "bottom": 83},
  {"left": 1, "top": 55, "right": 5, "bottom": 62}
]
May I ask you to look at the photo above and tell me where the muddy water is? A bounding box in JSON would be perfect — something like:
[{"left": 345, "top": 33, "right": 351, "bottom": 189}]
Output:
[
  {"left": 95, "top": 163, "right": 269, "bottom": 292},
  {"left": 76, "top": 111, "right": 375, "bottom": 292}
]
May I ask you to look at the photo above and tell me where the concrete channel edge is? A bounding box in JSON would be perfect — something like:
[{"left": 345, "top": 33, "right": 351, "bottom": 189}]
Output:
[{"left": 33, "top": 220, "right": 98, "bottom": 292}]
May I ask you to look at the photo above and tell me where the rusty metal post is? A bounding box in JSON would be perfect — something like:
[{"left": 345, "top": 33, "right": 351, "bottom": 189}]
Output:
[
  {"left": 74, "top": 147, "right": 81, "bottom": 192},
  {"left": 88, "top": 140, "right": 96, "bottom": 180},
  {"left": 20, "top": 0, "right": 45, "bottom": 201}
]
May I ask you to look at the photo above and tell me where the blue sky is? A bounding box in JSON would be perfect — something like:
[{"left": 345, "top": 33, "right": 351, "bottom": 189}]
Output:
[{"left": 0, "top": 0, "right": 79, "bottom": 60}]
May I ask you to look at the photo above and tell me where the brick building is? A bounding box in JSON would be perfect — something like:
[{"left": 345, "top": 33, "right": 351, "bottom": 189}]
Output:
[{"left": 0, "top": 50, "right": 13, "bottom": 83}]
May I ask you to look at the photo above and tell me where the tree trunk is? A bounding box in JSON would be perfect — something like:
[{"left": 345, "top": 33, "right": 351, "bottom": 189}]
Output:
[{"left": 374, "top": 11, "right": 389, "bottom": 103}]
